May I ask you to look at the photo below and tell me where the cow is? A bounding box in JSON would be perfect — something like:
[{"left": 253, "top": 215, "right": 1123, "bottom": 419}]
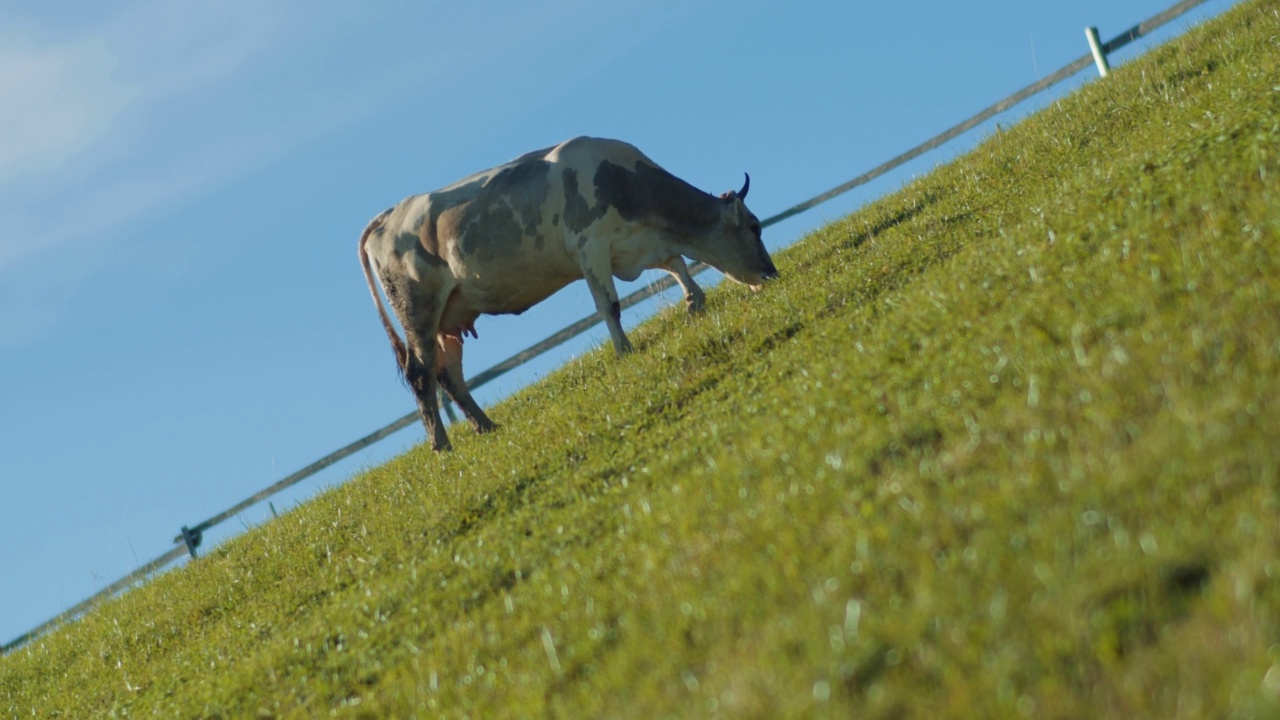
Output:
[{"left": 358, "top": 136, "right": 778, "bottom": 451}]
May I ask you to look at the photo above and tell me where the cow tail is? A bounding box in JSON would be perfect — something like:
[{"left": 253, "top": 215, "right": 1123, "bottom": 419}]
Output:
[{"left": 358, "top": 214, "right": 410, "bottom": 376}]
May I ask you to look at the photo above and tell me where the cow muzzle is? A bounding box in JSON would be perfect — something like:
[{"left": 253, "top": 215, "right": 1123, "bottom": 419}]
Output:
[
  {"left": 749, "top": 268, "right": 780, "bottom": 292},
  {"left": 751, "top": 257, "right": 780, "bottom": 291}
]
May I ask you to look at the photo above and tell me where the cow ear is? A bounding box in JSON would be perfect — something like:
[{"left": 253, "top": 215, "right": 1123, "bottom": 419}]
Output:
[{"left": 720, "top": 175, "right": 749, "bottom": 203}]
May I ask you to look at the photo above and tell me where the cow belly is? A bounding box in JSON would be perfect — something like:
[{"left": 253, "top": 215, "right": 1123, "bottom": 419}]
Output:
[
  {"left": 437, "top": 264, "right": 579, "bottom": 337},
  {"left": 450, "top": 248, "right": 577, "bottom": 307},
  {"left": 467, "top": 274, "right": 575, "bottom": 313}
]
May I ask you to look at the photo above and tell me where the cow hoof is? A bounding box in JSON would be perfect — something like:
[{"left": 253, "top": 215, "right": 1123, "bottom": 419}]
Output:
[
  {"left": 686, "top": 298, "right": 706, "bottom": 315},
  {"left": 476, "top": 421, "right": 500, "bottom": 434}
]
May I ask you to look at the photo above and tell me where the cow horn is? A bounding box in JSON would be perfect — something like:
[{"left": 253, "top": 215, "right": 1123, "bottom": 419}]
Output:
[{"left": 738, "top": 173, "right": 750, "bottom": 200}]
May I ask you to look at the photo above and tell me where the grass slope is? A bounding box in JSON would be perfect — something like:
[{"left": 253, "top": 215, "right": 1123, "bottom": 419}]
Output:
[{"left": 5, "top": 2, "right": 1280, "bottom": 716}]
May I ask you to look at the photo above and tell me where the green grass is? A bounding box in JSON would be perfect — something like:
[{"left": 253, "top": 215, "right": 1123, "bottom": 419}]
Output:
[{"left": 5, "top": 2, "right": 1280, "bottom": 716}]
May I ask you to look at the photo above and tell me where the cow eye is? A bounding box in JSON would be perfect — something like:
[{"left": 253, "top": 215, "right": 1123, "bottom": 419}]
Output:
[{"left": 750, "top": 222, "right": 762, "bottom": 236}]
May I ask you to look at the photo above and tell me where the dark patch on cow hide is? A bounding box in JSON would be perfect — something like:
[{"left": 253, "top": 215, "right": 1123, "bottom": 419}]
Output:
[
  {"left": 444, "top": 159, "right": 551, "bottom": 262},
  {"left": 487, "top": 159, "right": 551, "bottom": 238},
  {"left": 410, "top": 145, "right": 724, "bottom": 269},
  {"left": 593, "top": 160, "right": 720, "bottom": 237},
  {"left": 393, "top": 230, "right": 446, "bottom": 267},
  {"left": 462, "top": 204, "right": 524, "bottom": 263},
  {"left": 394, "top": 230, "right": 415, "bottom": 250},
  {"left": 563, "top": 168, "right": 607, "bottom": 234},
  {"left": 412, "top": 243, "right": 449, "bottom": 269}
]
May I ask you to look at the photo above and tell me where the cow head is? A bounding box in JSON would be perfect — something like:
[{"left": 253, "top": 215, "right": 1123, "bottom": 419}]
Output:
[{"left": 711, "top": 174, "right": 779, "bottom": 290}]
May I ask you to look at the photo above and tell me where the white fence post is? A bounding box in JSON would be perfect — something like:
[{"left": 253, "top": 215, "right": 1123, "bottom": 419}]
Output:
[{"left": 1085, "top": 26, "right": 1111, "bottom": 77}]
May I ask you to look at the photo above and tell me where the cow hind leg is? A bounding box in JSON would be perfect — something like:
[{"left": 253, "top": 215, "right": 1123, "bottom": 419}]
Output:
[
  {"left": 405, "top": 348, "right": 451, "bottom": 451},
  {"left": 399, "top": 317, "right": 452, "bottom": 452},
  {"left": 435, "top": 335, "right": 498, "bottom": 435}
]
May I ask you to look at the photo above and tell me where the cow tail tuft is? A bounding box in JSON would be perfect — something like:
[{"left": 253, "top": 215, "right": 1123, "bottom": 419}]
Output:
[{"left": 358, "top": 214, "right": 410, "bottom": 378}]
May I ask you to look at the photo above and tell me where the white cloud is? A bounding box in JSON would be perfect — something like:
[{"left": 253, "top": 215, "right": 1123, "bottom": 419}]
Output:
[
  {"left": 0, "top": 2, "right": 297, "bottom": 349},
  {"left": 0, "top": 35, "right": 138, "bottom": 186},
  {"left": 0, "top": 2, "right": 288, "bottom": 272},
  {"left": 0, "top": 2, "right": 282, "bottom": 192}
]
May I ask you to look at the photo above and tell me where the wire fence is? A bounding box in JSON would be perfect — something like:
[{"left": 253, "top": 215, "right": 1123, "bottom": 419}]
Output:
[{"left": 2, "top": 0, "right": 1211, "bottom": 654}]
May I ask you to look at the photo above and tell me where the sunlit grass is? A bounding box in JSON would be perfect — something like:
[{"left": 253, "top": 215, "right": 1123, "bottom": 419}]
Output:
[{"left": 4, "top": 2, "right": 1279, "bottom": 717}]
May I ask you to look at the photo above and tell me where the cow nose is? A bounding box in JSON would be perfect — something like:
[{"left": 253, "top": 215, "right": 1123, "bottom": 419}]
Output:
[{"left": 751, "top": 266, "right": 779, "bottom": 292}]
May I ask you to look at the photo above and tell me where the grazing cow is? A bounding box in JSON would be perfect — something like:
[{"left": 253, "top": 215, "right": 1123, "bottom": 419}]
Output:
[{"left": 358, "top": 136, "right": 778, "bottom": 451}]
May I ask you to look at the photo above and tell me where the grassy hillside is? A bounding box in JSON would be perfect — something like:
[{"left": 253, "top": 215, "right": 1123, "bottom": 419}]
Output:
[{"left": 5, "top": 2, "right": 1279, "bottom": 717}]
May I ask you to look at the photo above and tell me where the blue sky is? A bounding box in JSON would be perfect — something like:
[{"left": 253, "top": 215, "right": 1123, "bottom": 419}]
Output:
[{"left": 0, "top": 0, "right": 1231, "bottom": 645}]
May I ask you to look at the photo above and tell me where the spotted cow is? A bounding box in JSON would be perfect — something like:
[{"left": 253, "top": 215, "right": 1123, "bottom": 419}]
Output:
[{"left": 358, "top": 136, "right": 778, "bottom": 450}]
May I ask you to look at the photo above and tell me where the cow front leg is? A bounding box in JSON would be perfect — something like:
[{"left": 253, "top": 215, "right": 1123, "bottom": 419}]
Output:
[
  {"left": 660, "top": 256, "right": 705, "bottom": 314},
  {"left": 435, "top": 335, "right": 498, "bottom": 435},
  {"left": 578, "top": 246, "right": 633, "bottom": 355}
]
